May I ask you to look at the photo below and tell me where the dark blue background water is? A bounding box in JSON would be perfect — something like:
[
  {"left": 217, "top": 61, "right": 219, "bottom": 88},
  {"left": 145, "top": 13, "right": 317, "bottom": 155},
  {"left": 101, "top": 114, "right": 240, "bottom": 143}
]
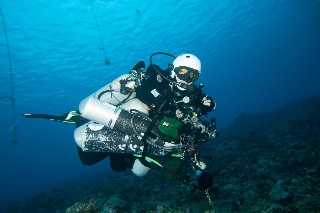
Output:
[{"left": 0, "top": 0, "right": 319, "bottom": 206}]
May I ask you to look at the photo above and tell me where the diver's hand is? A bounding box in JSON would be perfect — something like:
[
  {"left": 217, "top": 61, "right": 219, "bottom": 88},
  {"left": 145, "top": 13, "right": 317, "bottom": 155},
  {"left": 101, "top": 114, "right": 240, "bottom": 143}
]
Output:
[
  {"left": 175, "top": 109, "right": 184, "bottom": 119},
  {"left": 202, "top": 96, "right": 215, "bottom": 109},
  {"left": 197, "top": 96, "right": 216, "bottom": 115},
  {"left": 202, "top": 97, "right": 211, "bottom": 106}
]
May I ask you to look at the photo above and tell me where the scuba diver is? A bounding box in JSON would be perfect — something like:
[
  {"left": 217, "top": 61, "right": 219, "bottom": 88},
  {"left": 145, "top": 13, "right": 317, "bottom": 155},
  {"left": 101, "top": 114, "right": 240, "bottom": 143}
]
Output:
[{"left": 23, "top": 52, "right": 218, "bottom": 199}]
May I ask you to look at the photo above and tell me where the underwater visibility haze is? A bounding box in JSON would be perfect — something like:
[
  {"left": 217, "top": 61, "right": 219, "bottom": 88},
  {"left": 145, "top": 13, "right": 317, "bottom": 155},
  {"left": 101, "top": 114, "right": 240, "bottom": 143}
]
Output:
[{"left": 0, "top": 0, "right": 320, "bottom": 212}]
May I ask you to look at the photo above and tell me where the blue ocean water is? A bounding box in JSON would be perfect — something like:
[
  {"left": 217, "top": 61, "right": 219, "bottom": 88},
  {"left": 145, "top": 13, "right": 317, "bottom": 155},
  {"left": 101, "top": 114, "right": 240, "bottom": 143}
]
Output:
[{"left": 0, "top": 0, "right": 319, "bottom": 207}]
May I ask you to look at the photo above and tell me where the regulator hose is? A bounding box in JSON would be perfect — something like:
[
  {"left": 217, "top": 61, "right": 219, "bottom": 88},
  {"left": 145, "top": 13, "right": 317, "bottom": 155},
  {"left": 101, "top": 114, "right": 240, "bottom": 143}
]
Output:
[{"left": 149, "top": 52, "right": 176, "bottom": 84}]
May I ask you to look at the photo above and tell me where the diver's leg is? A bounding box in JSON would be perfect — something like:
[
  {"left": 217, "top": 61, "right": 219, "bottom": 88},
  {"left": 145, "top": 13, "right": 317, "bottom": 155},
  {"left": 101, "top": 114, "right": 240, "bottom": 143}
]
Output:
[
  {"left": 76, "top": 146, "right": 109, "bottom": 165},
  {"left": 109, "top": 154, "right": 135, "bottom": 172}
]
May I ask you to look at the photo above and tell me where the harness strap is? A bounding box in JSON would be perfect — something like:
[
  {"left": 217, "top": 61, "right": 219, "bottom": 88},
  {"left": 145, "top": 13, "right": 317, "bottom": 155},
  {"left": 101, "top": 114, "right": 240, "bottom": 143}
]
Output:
[{"left": 140, "top": 119, "right": 156, "bottom": 158}]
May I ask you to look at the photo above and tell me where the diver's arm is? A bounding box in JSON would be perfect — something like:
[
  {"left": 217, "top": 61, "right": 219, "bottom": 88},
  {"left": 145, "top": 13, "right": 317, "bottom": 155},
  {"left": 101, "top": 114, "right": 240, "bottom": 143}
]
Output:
[{"left": 193, "top": 89, "right": 216, "bottom": 116}]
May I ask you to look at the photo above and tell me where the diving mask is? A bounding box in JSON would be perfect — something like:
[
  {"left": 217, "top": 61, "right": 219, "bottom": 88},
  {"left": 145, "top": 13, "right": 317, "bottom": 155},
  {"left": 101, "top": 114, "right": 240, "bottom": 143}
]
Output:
[{"left": 174, "top": 66, "right": 199, "bottom": 83}]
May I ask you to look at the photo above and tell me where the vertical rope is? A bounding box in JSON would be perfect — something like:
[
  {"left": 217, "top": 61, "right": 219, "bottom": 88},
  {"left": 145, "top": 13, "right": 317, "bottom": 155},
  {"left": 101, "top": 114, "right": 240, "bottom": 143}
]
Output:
[
  {"left": 0, "top": 6, "right": 18, "bottom": 143},
  {"left": 89, "top": 0, "right": 110, "bottom": 65}
]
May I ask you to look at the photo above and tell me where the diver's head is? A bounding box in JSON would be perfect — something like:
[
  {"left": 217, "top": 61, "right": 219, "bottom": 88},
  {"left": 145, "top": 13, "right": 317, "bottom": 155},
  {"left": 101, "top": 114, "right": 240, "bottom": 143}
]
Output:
[{"left": 171, "top": 53, "right": 201, "bottom": 85}]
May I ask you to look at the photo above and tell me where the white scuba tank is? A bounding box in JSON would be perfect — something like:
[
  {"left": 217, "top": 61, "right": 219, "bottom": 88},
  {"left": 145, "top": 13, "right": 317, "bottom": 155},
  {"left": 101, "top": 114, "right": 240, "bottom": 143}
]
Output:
[
  {"left": 88, "top": 74, "right": 136, "bottom": 106},
  {"left": 118, "top": 98, "right": 149, "bottom": 115},
  {"left": 79, "top": 96, "right": 149, "bottom": 130},
  {"left": 75, "top": 94, "right": 180, "bottom": 154},
  {"left": 75, "top": 74, "right": 151, "bottom": 152},
  {"left": 79, "top": 96, "right": 122, "bottom": 129}
]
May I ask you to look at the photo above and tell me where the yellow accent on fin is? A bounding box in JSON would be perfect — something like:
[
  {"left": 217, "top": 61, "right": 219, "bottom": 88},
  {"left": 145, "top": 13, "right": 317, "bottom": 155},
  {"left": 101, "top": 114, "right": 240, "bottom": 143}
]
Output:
[{"left": 65, "top": 111, "right": 77, "bottom": 120}]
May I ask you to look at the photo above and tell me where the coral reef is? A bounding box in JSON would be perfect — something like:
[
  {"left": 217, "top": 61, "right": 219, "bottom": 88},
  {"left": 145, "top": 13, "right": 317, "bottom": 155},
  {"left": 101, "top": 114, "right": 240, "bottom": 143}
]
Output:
[
  {"left": 66, "top": 198, "right": 99, "bottom": 213},
  {"left": 199, "top": 94, "right": 320, "bottom": 212}
]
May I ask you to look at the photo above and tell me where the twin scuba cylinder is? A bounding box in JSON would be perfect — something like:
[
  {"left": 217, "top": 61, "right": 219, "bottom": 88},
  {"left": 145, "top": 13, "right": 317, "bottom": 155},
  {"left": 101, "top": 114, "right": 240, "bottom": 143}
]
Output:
[{"left": 74, "top": 74, "right": 183, "bottom": 157}]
